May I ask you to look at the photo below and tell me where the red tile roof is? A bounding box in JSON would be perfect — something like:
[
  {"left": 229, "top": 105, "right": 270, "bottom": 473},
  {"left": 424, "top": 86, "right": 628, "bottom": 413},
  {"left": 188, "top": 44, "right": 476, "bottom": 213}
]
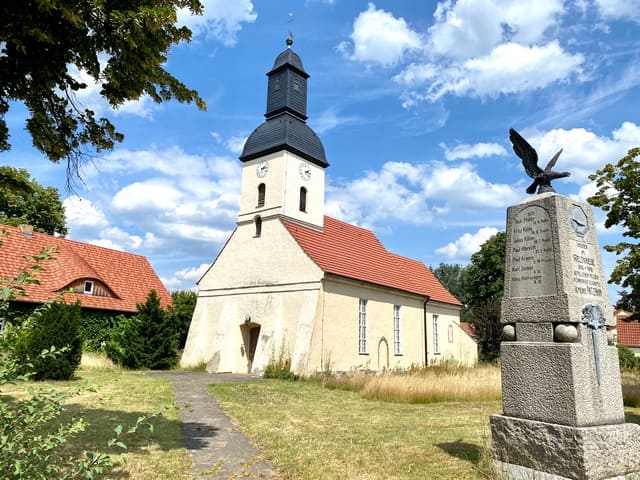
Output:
[
  {"left": 282, "top": 216, "right": 462, "bottom": 306},
  {"left": 459, "top": 321, "right": 479, "bottom": 343},
  {"left": 617, "top": 320, "right": 640, "bottom": 347},
  {"left": 0, "top": 225, "right": 172, "bottom": 312}
]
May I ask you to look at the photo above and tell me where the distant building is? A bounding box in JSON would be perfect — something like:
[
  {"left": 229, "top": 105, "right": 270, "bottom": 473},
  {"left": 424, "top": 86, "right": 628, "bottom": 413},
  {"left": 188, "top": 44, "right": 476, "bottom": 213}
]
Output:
[
  {"left": 181, "top": 40, "right": 477, "bottom": 375},
  {"left": 615, "top": 309, "right": 640, "bottom": 357},
  {"left": 0, "top": 224, "right": 171, "bottom": 315}
]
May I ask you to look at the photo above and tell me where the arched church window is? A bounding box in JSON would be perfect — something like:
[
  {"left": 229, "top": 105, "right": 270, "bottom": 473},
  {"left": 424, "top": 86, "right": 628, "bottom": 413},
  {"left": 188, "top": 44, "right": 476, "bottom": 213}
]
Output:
[
  {"left": 257, "top": 183, "right": 265, "bottom": 207},
  {"left": 299, "top": 187, "right": 307, "bottom": 212},
  {"left": 254, "top": 216, "right": 262, "bottom": 237}
]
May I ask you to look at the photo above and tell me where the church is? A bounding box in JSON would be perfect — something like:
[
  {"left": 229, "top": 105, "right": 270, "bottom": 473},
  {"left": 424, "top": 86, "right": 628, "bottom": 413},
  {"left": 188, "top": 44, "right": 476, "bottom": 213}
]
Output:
[{"left": 181, "top": 39, "right": 477, "bottom": 375}]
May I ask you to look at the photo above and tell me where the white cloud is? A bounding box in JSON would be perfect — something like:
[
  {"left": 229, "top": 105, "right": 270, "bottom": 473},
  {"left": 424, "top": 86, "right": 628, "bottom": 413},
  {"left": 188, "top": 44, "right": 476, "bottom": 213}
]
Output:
[
  {"left": 311, "top": 108, "right": 364, "bottom": 134},
  {"left": 436, "top": 226, "right": 500, "bottom": 259},
  {"left": 63, "top": 196, "right": 109, "bottom": 229},
  {"left": 162, "top": 263, "right": 210, "bottom": 291},
  {"left": 326, "top": 160, "right": 519, "bottom": 228},
  {"left": 528, "top": 122, "right": 640, "bottom": 183},
  {"left": 338, "top": 3, "right": 422, "bottom": 67},
  {"left": 428, "top": 0, "right": 564, "bottom": 61},
  {"left": 226, "top": 136, "right": 247, "bottom": 155},
  {"left": 440, "top": 142, "right": 507, "bottom": 161},
  {"left": 177, "top": 0, "right": 257, "bottom": 46},
  {"left": 396, "top": 41, "right": 584, "bottom": 101},
  {"left": 594, "top": 0, "right": 640, "bottom": 22}
]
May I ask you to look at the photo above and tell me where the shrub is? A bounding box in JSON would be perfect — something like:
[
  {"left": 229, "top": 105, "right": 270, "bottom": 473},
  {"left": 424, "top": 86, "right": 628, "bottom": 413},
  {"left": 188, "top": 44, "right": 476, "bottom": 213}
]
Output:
[
  {"left": 618, "top": 345, "right": 640, "bottom": 371},
  {"left": 12, "top": 301, "right": 82, "bottom": 380},
  {"left": 264, "top": 341, "right": 297, "bottom": 380},
  {"left": 80, "top": 310, "right": 122, "bottom": 352},
  {"left": 166, "top": 290, "right": 196, "bottom": 350},
  {"left": 106, "top": 290, "right": 178, "bottom": 370}
]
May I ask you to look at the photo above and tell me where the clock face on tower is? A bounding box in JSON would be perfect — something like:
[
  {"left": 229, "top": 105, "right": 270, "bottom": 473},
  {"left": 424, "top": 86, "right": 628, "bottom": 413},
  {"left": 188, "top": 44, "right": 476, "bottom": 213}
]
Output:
[
  {"left": 256, "top": 160, "right": 269, "bottom": 178},
  {"left": 299, "top": 162, "right": 311, "bottom": 180}
]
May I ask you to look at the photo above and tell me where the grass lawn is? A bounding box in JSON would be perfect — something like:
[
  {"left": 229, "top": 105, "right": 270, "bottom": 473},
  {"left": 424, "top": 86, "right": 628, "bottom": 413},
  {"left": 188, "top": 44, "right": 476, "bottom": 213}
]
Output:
[
  {"left": 209, "top": 377, "right": 640, "bottom": 480},
  {"left": 209, "top": 380, "right": 501, "bottom": 480},
  {"left": 1, "top": 367, "right": 192, "bottom": 480}
]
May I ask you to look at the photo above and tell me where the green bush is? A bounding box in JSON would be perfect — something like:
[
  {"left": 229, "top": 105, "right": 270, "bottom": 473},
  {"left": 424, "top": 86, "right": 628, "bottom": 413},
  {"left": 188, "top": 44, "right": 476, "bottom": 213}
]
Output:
[
  {"left": 12, "top": 301, "right": 82, "bottom": 380},
  {"left": 166, "top": 290, "right": 196, "bottom": 349},
  {"left": 264, "top": 341, "right": 298, "bottom": 380},
  {"left": 618, "top": 345, "right": 640, "bottom": 371},
  {"left": 106, "top": 290, "right": 178, "bottom": 370},
  {"left": 80, "top": 310, "right": 122, "bottom": 351}
]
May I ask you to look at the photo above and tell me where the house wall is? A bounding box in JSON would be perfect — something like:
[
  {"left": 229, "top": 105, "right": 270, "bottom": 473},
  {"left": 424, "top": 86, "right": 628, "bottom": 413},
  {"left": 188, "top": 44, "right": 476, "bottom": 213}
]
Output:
[
  {"left": 181, "top": 219, "right": 323, "bottom": 373},
  {"left": 306, "top": 276, "right": 475, "bottom": 374}
]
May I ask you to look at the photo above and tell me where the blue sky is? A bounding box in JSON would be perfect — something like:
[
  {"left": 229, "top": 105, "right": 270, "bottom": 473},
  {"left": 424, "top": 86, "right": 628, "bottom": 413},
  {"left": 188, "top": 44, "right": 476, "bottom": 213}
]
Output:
[{"left": 2, "top": 0, "right": 639, "bottom": 303}]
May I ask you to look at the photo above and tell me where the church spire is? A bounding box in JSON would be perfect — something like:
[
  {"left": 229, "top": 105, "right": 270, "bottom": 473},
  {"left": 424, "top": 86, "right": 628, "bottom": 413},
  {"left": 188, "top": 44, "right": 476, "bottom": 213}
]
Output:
[{"left": 239, "top": 40, "right": 328, "bottom": 167}]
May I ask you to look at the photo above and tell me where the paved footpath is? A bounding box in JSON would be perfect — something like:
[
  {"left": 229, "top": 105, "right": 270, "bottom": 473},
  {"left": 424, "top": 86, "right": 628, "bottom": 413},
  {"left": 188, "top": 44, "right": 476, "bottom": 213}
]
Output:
[{"left": 147, "top": 371, "right": 281, "bottom": 480}]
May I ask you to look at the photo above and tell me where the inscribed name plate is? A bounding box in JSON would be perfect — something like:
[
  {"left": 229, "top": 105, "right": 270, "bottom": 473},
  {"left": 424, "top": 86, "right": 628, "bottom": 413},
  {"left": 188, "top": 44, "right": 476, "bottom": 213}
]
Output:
[
  {"left": 569, "top": 205, "right": 606, "bottom": 300},
  {"left": 510, "top": 205, "right": 557, "bottom": 298}
]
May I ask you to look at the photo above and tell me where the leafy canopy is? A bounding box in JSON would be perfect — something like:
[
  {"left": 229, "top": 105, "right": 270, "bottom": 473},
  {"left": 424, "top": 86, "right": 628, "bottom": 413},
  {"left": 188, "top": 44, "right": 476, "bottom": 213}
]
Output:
[
  {"left": 0, "top": 0, "right": 205, "bottom": 182},
  {"left": 588, "top": 147, "right": 640, "bottom": 318},
  {"left": 0, "top": 165, "right": 67, "bottom": 235},
  {"left": 431, "top": 263, "right": 466, "bottom": 303}
]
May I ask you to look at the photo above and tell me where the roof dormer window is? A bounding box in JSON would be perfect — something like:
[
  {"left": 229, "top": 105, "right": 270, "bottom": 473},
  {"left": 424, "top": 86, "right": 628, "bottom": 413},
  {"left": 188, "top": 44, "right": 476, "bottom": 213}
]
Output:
[{"left": 84, "top": 280, "right": 94, "bottom": 295}]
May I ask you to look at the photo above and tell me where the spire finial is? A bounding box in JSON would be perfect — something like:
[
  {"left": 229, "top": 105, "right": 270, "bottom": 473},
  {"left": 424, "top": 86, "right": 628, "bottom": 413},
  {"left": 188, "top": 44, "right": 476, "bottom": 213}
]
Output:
[{"left": 286, "top": 13, "right": 294, "bottom": 48}]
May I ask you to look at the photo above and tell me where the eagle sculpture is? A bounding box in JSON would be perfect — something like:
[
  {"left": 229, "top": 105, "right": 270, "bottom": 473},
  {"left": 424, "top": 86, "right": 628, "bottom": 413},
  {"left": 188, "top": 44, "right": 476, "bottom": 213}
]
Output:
[{"left": 509, "top": 128, "right": 570, "bottom": 194}]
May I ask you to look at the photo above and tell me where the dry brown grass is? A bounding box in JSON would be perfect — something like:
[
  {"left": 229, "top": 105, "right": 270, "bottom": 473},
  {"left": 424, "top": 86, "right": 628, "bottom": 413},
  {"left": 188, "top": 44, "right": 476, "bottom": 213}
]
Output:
[
  {"left": 322, "top": 363, "right": 502, "bottom": 403},
  {"left": 80, "top": 351, "right": 120, "bottom": 370}
]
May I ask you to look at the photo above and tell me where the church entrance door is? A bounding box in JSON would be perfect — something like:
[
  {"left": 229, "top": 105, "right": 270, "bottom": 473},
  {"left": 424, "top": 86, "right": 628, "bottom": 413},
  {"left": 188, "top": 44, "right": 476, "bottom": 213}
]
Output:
[{"left": 241, "top": 323, "right": 261, "bottom": 373}]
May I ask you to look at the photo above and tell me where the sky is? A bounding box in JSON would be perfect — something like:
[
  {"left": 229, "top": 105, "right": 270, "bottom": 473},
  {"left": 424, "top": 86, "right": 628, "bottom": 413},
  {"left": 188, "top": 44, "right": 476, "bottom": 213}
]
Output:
[{"left": 2, "top": 0, "right": 640, "bottom": 304}]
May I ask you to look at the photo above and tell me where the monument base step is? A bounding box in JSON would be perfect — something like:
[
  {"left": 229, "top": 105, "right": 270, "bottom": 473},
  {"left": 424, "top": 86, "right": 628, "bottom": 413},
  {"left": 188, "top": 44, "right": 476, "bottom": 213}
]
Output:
[{"left": 491, "top": 414, "right": 640, "bottom": 480}]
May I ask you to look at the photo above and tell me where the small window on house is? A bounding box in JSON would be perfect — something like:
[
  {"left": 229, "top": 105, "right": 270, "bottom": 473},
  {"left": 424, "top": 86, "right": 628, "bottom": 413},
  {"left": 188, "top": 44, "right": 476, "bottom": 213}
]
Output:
[
  {"left": 299, "top": 187, "right": 307, "bottom": 212},
  {"left": 254, "top": 216, "right": 262, "bottom": 237},
  {"left": 433, "top": 314, "right": 440, "bottom": 354},
  {"left": 273, "top": 76, "right": 281, "bottom": 91},
  {"left": 393, "top": 305, "right": 401, "bottom": 355},
  {"left": 358, "top": 299, "right": 368, "bottom": 354},
  {"left": 84, "top": 280, "right": 94, "bottom": 295},
  {"left": 448, "top": 324, "right": 454, "bottom": 343},
  {"left": 257, "top": 183, "right": 266, "bottom": 208},
  {"left": 293, "top": 76, "right": 300, "bottom": 92}
]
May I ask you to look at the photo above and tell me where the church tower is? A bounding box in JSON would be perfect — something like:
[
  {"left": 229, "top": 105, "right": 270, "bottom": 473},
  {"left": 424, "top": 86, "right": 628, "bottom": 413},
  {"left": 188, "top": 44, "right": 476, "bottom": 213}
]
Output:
[{"left": 237, "top": 37, "right": 328, "bottom": 230}]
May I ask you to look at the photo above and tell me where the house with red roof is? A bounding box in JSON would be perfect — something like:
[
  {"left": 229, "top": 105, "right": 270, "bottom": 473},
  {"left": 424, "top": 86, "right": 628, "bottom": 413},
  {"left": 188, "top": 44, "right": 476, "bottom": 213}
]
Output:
[
  {"left": 181, "top": 41, "right": 477, "bottom": 375},
  {"left": 0, "top": 224, "right": 172, "bottom": 315},
  {"left": 615, "top": 309, "right": 640, "bottom": 356}
]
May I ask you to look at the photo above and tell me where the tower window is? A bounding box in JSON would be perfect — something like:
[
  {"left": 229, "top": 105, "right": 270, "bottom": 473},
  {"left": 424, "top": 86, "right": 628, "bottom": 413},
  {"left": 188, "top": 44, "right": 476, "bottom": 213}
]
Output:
[
  {"left": 273, "top": 76, "right": 281, "bottom": 91},
  {"left": 257, "top": 183, "right": 265, "bottom": 208},
  {"left": 254, "top": 216, "right": 262, "bottom": 237},
  {"left": 293, "top": 76, "right": 299, "bottom": 92},
  {"left": 299, "top": 187, "right": 307, "bottom": 212}
]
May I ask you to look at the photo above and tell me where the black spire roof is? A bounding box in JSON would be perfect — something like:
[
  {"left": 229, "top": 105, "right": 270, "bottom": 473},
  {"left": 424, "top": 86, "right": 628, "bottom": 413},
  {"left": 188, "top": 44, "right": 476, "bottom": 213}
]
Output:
[{"left": 240, "top": 40, "right": 328, "bottom": 167}]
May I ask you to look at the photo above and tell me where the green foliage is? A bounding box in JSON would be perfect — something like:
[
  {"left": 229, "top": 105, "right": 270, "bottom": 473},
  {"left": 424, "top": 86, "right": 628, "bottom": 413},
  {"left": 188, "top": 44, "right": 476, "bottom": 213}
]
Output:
[
  {"left": 106, "top": 290, "right": 178, "bottom": 370},
  {"left": 264, "top": 341, "right": 298, "bottom": 380},
  {"left": 11, "top": 301, "right": 83, "bottom": 380},
  {"left": 588, "top": 147, "right": 640, "bottom": 320},
  {"left": 0, "top": 165, "right": 67, "bottom": 235},
  {"left": 166, "top": 290, "right": 196, "bottom": 349},
  {"left": 0, "top": 242, "right": 139, "bottom": 479},
  {"left": 618, "top": 345, "right": 640, "bottom": 371},
  {"left": 0, "top": 0, "right": 206, "bottom": 182},
  {"left": 80, "top": 310, "right": 122, "bottom": 352},
  {"left": 462, "top": 231, "right": 506, "bottom": 362},
  {"left": 431, "top": 263, "right": 467, "bottom": 301}
]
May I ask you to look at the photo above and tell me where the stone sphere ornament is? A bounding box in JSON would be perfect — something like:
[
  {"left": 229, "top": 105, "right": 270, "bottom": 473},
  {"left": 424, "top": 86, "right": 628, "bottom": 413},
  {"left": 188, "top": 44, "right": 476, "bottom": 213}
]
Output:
[
  {"left": 502, "top": 324, "right": 516, "bottom": 341},
  {"left": 554, "top": 323, "right": 578, "bottom": 343}
]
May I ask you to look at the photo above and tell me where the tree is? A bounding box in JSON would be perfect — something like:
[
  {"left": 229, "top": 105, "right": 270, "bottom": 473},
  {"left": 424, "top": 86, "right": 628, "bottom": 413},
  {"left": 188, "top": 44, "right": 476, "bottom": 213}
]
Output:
[
  {"left": 106, "top": 290, "right": 178, "bottom": 369},
  {"left": 0, "top": 1, "right": 206, "bottom": 183},
  {"left": 462, "top": 231, "right": 506, "bottom": 361},
  {"left": 166, "top": 290, "right": 197, "bottom": 350},
  {"left": 588, "top": 147, "right": 640, "bottom": 320},
  {"left": 431, "top": 263, "right": 467, "bottom": 302},
  {"left": 0, "top": 165, "right": 67, "bottom": 235}
]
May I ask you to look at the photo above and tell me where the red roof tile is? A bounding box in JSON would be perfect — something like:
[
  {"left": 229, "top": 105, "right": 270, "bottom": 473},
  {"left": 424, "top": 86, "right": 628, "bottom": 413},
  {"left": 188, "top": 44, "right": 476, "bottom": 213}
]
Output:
[
  {"left": 617, "top": 320, "right": 640, "bottom": 347},
  {"left": 459, "top": 321, "right": 479, "bottom": 343},
  {"left": 282, "top": 216, "right": 462, "bottom": 306},
  {"left": 0, "top": 225, "right": 172, "bottom": 312}
]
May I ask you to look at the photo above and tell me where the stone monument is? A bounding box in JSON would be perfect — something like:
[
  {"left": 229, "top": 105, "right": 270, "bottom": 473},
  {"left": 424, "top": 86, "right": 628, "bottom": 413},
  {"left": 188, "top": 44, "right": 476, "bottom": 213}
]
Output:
[{"left": 491, "top": 192, "right": 640, "bottom": 479}]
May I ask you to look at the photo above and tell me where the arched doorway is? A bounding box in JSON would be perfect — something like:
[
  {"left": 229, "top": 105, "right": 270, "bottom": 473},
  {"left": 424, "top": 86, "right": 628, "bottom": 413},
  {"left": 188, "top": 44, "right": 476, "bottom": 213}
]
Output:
[
  {"left": 240, "top": 322, "right": 261, "bottom": 373},
  {"left": 378, "top": 337, "right": 389, "bottom": 371}
]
